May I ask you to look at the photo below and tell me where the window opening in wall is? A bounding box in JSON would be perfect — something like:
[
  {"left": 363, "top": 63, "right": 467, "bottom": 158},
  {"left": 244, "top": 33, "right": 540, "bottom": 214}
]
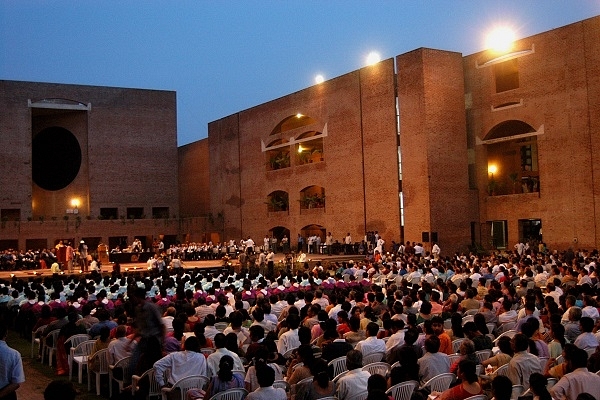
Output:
[
  {"left": 266, "top": 191, "right": 289, "bottom": 212},
  {"left": 494, "top": 58, "right": 519, "bottom": 93},
  {"left": 299, "top": 186, "right": 325, "bottom": 210},
  {"left": 266, "top": 147, "right": 291, "bottom": 171},
  {"left": 490, "top": 220, "right": 508, "bottom": 250},
  {"left": 100, "top": 207, "right": 118, "bottom": 220},
  {"left": 1, "top": 208, "right": 20, "bottom": 221},
  {"left": 295, "top": 132, "right": 323, "bottom": 165},
  {"left": 152, "top": 207, "right": 169, "bottom": 219},
  {"left": 518, "top": 219, "right": 542, "bottom": 243},
  {"left": 127, "top": 207, "right": 145, "bottom": 219}
]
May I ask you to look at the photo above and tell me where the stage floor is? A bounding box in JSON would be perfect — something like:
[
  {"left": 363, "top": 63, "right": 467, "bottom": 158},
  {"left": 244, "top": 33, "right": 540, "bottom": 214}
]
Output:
[{"left": 0, "top": 253, "right": 358, "bottom": 279}]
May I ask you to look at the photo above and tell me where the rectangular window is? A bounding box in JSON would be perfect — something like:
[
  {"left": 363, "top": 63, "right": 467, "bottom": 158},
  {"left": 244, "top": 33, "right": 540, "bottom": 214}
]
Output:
[
  {"left": 494, "top": 58, "right": 519, "bottom": 93},
  {"left": 1, "top": 208, "right": 20, "bottom": 221},
  {"left": 100, "top": 208, "right": 118, "bottom": 220},
  {"left": 152, "top": 207, "right": 170, "bottom": 219},
  {"left": 126, "top": 207, "right": 144, "bottom": 219},
  {"left": 491, "top": 220, "right": 508, "bottom": 250},
  {"left": 518, "top": 219, "right": 542, "bottom": 242}
]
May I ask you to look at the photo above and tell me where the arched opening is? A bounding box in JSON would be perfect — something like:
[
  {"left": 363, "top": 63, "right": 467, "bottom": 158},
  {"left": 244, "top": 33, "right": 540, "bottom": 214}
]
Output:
[
  {"left": 269, "top": 226, "right": 291, "bottom": 252},
  {"left": 265, "top": 139, "right": 290, "bottom": 171},
  {"left": 295, "top": 131, "right": 324, "bottom": 165},
  {"left": 485, "top": 120, "right": 539, "bottom": 196},
  {"left": 300, "top": 224, "right": 326, "bottom": 254},
  {"left": 270, "top": 114, "right": 317, "bottom": 135},
  {"left": 266, "top": 191, "right": 289, "bottom": 212},
  {"left": 299, "top": 185, "right": 325, "bottom": 210}
]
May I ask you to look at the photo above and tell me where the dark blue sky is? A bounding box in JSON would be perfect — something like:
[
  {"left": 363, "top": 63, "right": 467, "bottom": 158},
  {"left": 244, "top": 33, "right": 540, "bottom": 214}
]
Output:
[{"left": 1, "top": 1, "right": 598, "bottom": 145}]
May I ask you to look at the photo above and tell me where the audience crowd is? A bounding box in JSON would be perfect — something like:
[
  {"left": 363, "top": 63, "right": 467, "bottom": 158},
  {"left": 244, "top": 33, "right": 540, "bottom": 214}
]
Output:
[{"left": 2, "top": 243, "right": 600, "bottom": 400}]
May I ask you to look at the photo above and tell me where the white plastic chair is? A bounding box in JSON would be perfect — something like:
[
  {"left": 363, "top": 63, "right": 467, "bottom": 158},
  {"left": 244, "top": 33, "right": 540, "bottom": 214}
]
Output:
[
  {"left": 452, "top": 339, "right": 465, "bottom": 354},
  {"left": 42, "top": 329, "right": 60, "bottom": 366},
  {"left": 131, "top": 367, "right": 162, "bottom": 400},
  {"left": 31, "top": 324, "right": 47, "bottom": 358},
  {"left": 464, "top": 309, "right": 478, "bottom": 316},
  {"left": 421, "top": 372, "right": 455, "bottom": 392},
  {"left": 493, "top": 330, "right": 517, "bottom": 344},
  {"left": 475, "top": 349, "right": 491, "bottom": 363},
  {"left": 495, "top": 364, "right": 509, "bottom": 377},
  {"left": 161, "top": 375, "right": 209, "bottom": 400},
  {"left": 207, "top": 388, "right": 248, "bottom": 400},
  {"left": 362, "top": 362, "right": 391, "bottom": 376},
  {"left": 109, "top": 356, "right": 131, "bottom": 397},
  {"left": 328, "top": 356, "right": 348, "bottom": 379},
  {"left": 215, "top": 322, "right": 228, "bottom": 332},
  {"left": 386, "top": 380, "right": 419, "bottom": 400},
  {"left": 201, "top": 347, "right": 216, "bottom": 356},
  {"left": 362, "top": 352, "right": 385, "bottom": 365},
  {"left": 448, "top": 354, "right": 462, "bottom": 365},
  {"left": 88, "top": 348, "right": 110, "bottom": 395},
  {"left": 273, "top": 380, "right": 291, "bottom": 394},
  {"left": 347, "top": 390, "right": 368, "bottom": 400},
  {"left": 70, "top": 340, "right": 96, "bottom": 383},
  {"left": 511, "top": 385, "right": 524, "bottom": 400},
  {"left": 464, "top": 396, "right": 487, "bottom": 400}
]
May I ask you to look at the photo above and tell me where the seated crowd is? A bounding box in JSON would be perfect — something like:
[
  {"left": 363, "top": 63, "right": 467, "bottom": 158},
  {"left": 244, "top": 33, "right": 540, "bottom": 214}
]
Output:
[{"left": 4, "top": 246, "right": 600, "bottom": 400}]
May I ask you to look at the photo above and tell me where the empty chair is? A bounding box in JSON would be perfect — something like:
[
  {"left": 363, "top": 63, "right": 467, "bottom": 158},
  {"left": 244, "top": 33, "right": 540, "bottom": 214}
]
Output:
[
  {"left": 362, "top": 362, "right": 391, "bottom": 377},
  {"left": 161, "top": 375, "right": 210, "bottom": 400},
  {"left": 88, "top": 348, "right": 110, "bottom": 396},
  {"left": 385, "top": 380, "right": 419, "bottom": 400},
  {"left": 328, "top": 356, "right": 348, "bottom": 379},
  {"left": 207, "top": 388, "right": 248, "bottom": 400},
  {"left": 109, "top": 356, "right": 131, "bottom": 397},
  {"left": 65, "top": 333, "right": 90, "bottom": 350},
  {"left": 31, "top": 324, "right": 47, "bottom": 359},
  {"left": 70, "top": 340, "right": 96, "bottom": 383},
  {"left": 362, "top": 352, "right": 385, "bottom": 366},
  {"left": 421, "top": 373, "right": 456, "bottom": 392},
  {"left": 452, "top": 339, "right": 465, "bottom": 354},
  {"left": 42, "top": 329, "right": 61, "bottom": 366},
  {"left": 131, "top": 368, "right": 162, "bottom": 400},
  {"left": 475, "top": 350, "right": 491, "bottom": 363}
]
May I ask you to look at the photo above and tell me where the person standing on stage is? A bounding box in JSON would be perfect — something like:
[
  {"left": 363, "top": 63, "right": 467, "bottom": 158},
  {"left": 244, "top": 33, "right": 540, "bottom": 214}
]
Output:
[{"left": 78, "top": 240, "right": 88, "bottom": 271}]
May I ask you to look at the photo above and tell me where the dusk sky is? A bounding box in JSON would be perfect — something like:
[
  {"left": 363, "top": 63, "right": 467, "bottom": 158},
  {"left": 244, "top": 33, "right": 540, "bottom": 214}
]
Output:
[{"left": 1, "top": 1, "right": 599, "bottom": 145}]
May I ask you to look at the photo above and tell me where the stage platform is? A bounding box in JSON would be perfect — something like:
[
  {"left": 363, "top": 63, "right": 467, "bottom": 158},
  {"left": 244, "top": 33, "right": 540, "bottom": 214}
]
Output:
[{"left": 0, "top": 253, "right": 361, "bottom": 280}]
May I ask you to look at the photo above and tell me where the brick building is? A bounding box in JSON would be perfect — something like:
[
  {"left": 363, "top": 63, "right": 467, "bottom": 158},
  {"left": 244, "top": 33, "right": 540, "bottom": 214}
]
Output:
[
  {"left": 192, "top": 15, "right": 600, "bottom": 253},
  {"left": 2, "top": 16, "right": 599, "bottom": 255},
  {"left": 0, "top": 80, "right": 180, "bottom": 253}
]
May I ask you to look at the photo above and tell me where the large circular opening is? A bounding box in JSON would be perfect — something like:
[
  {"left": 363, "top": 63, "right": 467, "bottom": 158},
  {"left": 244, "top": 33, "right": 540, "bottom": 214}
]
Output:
[{"left": 32, "top": 126, "right": 82, "bottom": 191}]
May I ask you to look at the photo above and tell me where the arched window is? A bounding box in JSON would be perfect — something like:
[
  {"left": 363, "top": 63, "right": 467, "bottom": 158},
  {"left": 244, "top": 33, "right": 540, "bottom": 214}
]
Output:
[
  {"left": 265, "top": 139, "right": 290, "bottom": 171},
  {"left": 485, "top": 120, "right": 539, "bottom": 195},
  {"left": 270, "top": 114, "right": 317, "bottom": 135},
  {"left": 299, "top": 186, "right": 325, "bottom": 209},
  {"left": 269, "top": 226, "right": 291, "bottom": 252},
  {"left": 295, "top": 131, "right": 324, "bottom": 165},
  {"left": 266, "top": 191, "right": 289, "bottom": 212}
]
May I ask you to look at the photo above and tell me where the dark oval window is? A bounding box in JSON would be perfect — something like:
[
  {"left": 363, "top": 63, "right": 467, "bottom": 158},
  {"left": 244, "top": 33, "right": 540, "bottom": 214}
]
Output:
[{"left": 32, "top": 126, "right": 82, "bottom": 191}]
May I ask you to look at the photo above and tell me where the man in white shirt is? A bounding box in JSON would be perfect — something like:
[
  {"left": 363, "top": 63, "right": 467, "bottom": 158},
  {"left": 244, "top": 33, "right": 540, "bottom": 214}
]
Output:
[
  {"left": 573, "top": 317, "right": 599, "bottom": 349},
  {"left": 550, "top": 346, "right": 600, "bottom": 400},
  {"left": 107, "top": 325, "right": 136, "bottom": 364},
  {"left": 385, "top": 320, "right": 405, "bottom": 352},
  {"left": 335, "top": 350, "right": 371, "bottom": 400},
  {"left": 206, "top": 333, "right": 244, "bottom": 377},
  {"left": 277, "top": 314, "right": 301, "bottom": 355},
  {"left": 355, "top": 322, "right": 386, "bottom": 358},
  {"left": 154, "top": 336, "right": 207, "bottom": 387}
]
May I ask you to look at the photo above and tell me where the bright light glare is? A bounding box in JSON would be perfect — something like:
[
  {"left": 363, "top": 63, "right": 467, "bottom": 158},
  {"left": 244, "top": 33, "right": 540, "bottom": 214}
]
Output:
[
  {"left": 366, "top": 51, "right": 381, "bottom": 66},
  {"left": 488, "top": 164, "right": 498, "bottom": 175},
  {"left": 70, "top": 198, "right": 80, "bottom": 208},
  {"left": 486, "top": 27, "right": 516, "bottom": 53},
  {"left": 315, "top": 75, "right": 324, "bottom": 84},
  {"left": 297, "top": 145, "right": 304, "bottom": 153},
  {"left": 296, "top": 113, "right": 303, "bottom": 118}
]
